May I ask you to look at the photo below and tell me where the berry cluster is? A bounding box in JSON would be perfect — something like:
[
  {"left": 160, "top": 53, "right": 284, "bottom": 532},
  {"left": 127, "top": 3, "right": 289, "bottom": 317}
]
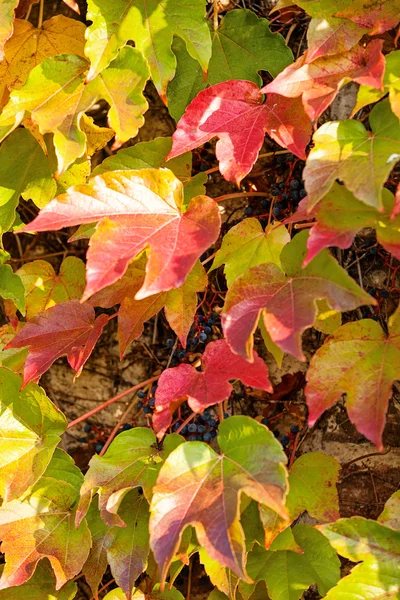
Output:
[
  {"left": 166, "top": 312, "right": 218, "bottom": 365},
  {"left": 261, "top": 418, "right": 300, "bottom": 450},
  {"left": 137, "top": 384, "right": 157, "bottom": 415},
  {"left": 173, "top": 410, "right": 229, "bottom": 442}
]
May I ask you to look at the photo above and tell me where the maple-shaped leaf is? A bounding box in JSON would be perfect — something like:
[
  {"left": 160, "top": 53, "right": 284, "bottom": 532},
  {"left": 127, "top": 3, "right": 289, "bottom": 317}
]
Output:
[
  {"left": 306, "top": 306, "right": 400, "bottom": 449},
  {"left": 0, "top": 450, "right": 91, "bottom": 590},
  {"left": 91, "top": 257, "right": 207, "bottom": 355},
  {"left": 93, "top": 136, "right": 207, "bottom": 209},
  {"left": 319, "top": 517, "right": 400, "bottom": 600},
  {"left": 379, "top": 490, "right": 400, "bottom": 531},
  {"left": 352, "top": 49, "right": 400, "bottom": 122},
  {"left": 168, "top": 80, "right": 312, "bottom": 185},
  {"left": 221, "top": 230, "right": 374, "bottom": 362},
  {"left": 85, "top": 0, "right": 211, "bottom": 96},
  {"left": 211, "top": 218, "right": 290, "bottom": 287},
  {"left": 335, "top": 0, "right": 400, "bottom": 35},
  {"left": 0, "top": 560, "right": 77, "bottom": 600},
  {"left": 167, "top": 9, "right": 293, "bottom": 120},
  {"left": 260, "top": 452, "right": 340, "bottom": 547},
  {"left": 0, "top": 367, "right": 67, "bottom": 501},
  {"left": 0, "top": 128, "right": 56, "bottom": 234},
  {"left": 0, "top": 16, "right": 85, "bottom": 96},
  {"left": 17, "top": 256, "right": 86, "bottom": 319},
  {"left": 0, "top": 47, "right": 149, "bottom": 172},
  {"left": 293, "top": 0, "right": 366, "bottom": 62},
  {"left": 5, "top": 300, "right": 109, "bottom": 386},
  {"left": 150, "top": 416, "right": 288, "bottom": 583},
  {"left": 262, "top": 40, "right": 384, "bottom": 121},
  {"left": 153, "top": 339, "right": 272, "bottom": 438},
  {"left": 289, "top": 184, "right": 400, "bottom": 265},
  {"left": 77, "top": 428, "right": 183, "bottom": 527},
  {"left": 20, "top": 168, "right": 221, "bottom": 301},
  {"left": 304, "top": 99, "right": 400, "bottom": 212}
]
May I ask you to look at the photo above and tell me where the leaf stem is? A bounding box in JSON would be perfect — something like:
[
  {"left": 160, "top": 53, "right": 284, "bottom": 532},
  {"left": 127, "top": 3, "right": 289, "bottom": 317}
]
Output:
[
  {"left": 66, "top": 375, "right": 159, "bottom": 429},
  {"left": 204, "top": 150, "right": 290, "bottom": 176},
  {"left": 38, "top": 0, "right": 44, "bottom": 28},
  {"left": 99, "top": 395, "right": 138, "bottom": 456},
  {"left": 214, "top": 192, "right": 270, "bottom": 202},
  {"left": 213, "top": 0, "right": 219, "bottom": 31}
]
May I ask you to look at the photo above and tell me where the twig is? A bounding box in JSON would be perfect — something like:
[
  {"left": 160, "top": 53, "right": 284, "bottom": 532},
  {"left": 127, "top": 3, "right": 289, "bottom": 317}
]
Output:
[
  {"left": 342, "top": 448, "right": 390, "bottom": 469},
  {"left": 214, "top": 192, "right": 270, "bottom": 202},
  {"left": 37, "top": 0, "right": 44, "bottom": 28},
  {"left": 66, "top": 375, "right": 159, "bottom": 429},
  {"left": 176, "top": 411, "right": 196, "bottom": 434},
  {"left": 99, "top": 395, "right": 138, "bottom": 456}
]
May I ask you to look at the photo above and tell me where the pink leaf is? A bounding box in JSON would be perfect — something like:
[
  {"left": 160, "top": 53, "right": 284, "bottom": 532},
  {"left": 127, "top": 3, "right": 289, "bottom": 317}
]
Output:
[
  {"left": 5, "top": 300, "right": 108, "bottom": 386},
  {"left": 168, "top": 80, "right": 311, "bottom": 186},
  {"left": 153, "top": 339, "right": 272, "bottom": 438}
]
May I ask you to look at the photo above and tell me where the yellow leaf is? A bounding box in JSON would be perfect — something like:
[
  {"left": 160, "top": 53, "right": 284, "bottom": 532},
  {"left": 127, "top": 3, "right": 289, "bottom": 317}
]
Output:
[{"left": 81, "top": 114, "right": 114, "bottom": 156}]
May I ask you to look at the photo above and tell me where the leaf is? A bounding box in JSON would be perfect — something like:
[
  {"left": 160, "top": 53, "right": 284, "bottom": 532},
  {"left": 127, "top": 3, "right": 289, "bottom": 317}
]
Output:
[
  {"left": 221, "top": 230, "right": 373, "bottom": 361},
  {"left": 167, "top": 9, "right": 293, "bottom": 120},
  {"left": 306, "top": 306, "right": 400, "bottom": 449},
  {"left": 0, "top": 560, "right": 77, "bottom": 600},
  {"left": 0, "top": 16, "right": 86, "bottom": 94},
  {"left": 244, "top": 524, "right": 340, "bottom": 600},
  {"left": 0, "top": 128, "right": 56, "bottom": 234},
  {"left": 262, "top": 40, "right": 384, "bottom": 121},
  {"left": 92, "top": 136, "right": 207, "bottom": 206},
  {"left": 318, "top": 516, "right": 400, "bottom": 598},
  {"left": 105, "top": 490, "right": 150, "bottom": 598},
  {"left": 352, "top": 50, "right": 400, "bottom": 122},
  {"left": 0, "top": 47, "right": 149, "bottom": 172},
  {"left": 304, "top": 99, "right": 400, "bottom": 211},
  {"left": 211, "top": 219, "right": 290, "bottom": 287},
  {"left": 90, "top": 256, "right": 207, "bottom": 355},
  {"left": 168, "top": 80, "right": 312, "bottom": 185},
  {"left": 85, "top": 0, "right": 211, "bottom": 96},
  {"left": 21, "top": 168, "right": 221, "bottom": 301},
  {"left": 314, "top": 299, "right": 342, "bottom": 335},
  {"left": 0, "top": 451, "right": 91, "bottom": 590},
  {"left": 379, "top": 491, "right": 400, "bottom": 531},
  {"left": 81, "top": 114, "right": 114, "bottom": 156},
  {"left": 0, "top": 263, "right": 25, "bottom": 314},
  {"left": 290, "top": 185, "right": 400, "bottom": 265},
  {"left": 149, "top": 416, "right": 288, "bottom": 583},
  {"left": 293, "top": 0, "right": 366, "bottom": 62},
  {"left": 199, "top": 546, "right": 239, "bottom": 597},
  {"left": 77, "top": 428, "right": 183, "bottom": 527},
  {"left": 0, "top": 0, "right": 19, "bottom": 61},
  {"left": 335, "top": 0, "right": 400, "bottom": 35},
  {"left": 153, "top": 339, "right": 272, "bottom": 438},
  {"left": 0, "top": 367, "right": 67, "bottom": 501},
  {"left": 260, "top": 452, "right": 340, "bottom": 546},
  {"left": 5, "top": 300, "right": 109, "bottom": 386},
  {"left": 17, "top": 256, "right": 86, "bottom": 319},
  {"left": 0, "top": 324, "right": 28, "bottom": 373},
  {"left": 82, "top": 501, "right": 109, "bottom": 596}
]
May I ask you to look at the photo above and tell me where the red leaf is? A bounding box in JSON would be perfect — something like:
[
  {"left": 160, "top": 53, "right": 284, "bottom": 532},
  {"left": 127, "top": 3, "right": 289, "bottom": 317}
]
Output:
[
  {"left": 335, "top": 0, "right": 400, "bottom": 35},
  {"left": 19, "top": 169, "right": 221, "bottom": 301},
  {"left": 5, "top": 300, "right": 108, "bottom": 386},
  {"left": 153, "top": 339, "right": 272, "bottom": 438},
  {"left": 262, "top": 40, "right": 384, "bottom": 121},
  {"left": 168, "top": 80, "right": 311, "bottom": 186}
]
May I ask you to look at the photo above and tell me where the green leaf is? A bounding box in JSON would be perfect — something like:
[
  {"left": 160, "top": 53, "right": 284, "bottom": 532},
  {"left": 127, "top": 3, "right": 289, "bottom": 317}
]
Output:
[
  {"left": 77, "top": 428, "right": 184, "bottom": 527},
  {"left": 85, "top": 0, "right": 211, "bottom": 96},
  {"left": 211, "top": 219, "right": 290, "bottom": 287},
  {"left": 82, "top": 500, "right": 109, "bottom": 596},
  {"left": 150, "top": 416, "right": 288, "bottom": 583},
  {"left": 16, "top": 256, "right": 86, "bottom": 319},
  {"left": 0, "top": 324, "right": 28, "bottom": 373},
  {"left": 304, "top": 99, "right": 400, "bottom": 211},
  {"left": 0, "top": 367, "right": 67, "bottom": 502},
  {"left": 0, "top": 451, "right": 91, "bottom": 590},
  {"left": 199, "top": 546, "right": 239, "bottom": 597},
  {"left": 0, "top": 560, "right": 77, "bottom": 600},
  {"left": 0, "top": 47, "right": 149, "bottom": 172},
  {"left": 260, "top": 452, "right": 340, "bottom": 546},
  {"left": 379, "top": 490, "right": 400, "bottom": 531},
  {"left": 167, "top": 9, "right": 293, "bottom": 120},
  {"left": 323, "top": 561, "right": 400, "bottom": 599},
  {"left": 0, "top": 263, "right": 25, "bottom": 313},
  {"left": 314, "top": 299, "right": 342, "bottom": 335},
  {"left": 0, "top": 128, "right": 56, "bottom": 234}
]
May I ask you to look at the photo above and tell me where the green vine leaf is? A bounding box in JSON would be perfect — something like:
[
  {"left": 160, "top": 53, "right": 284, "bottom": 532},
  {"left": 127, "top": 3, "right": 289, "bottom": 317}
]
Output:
[
  {"left": 0, "top": 47, "right": 149, "bottom": 171},
  {"left": 304, "top": 98, "right": 400, "bottom": 211},
  {"left": 150, "top": 416, "right": 288, "bottom": 583},
  {"left": 211, "top": 219, "right": 290, "bottom": 287},
  {"left": 167, "top": 9, "right": 293, "bottom": 120},
  {"left": 16, "top": 256, "right": 86, "bottom": 319},
  {"left": 0, "top": 450, "right": 91, "bottom": 590},
  {"left": 0, "top": 367, "right": 67, "bottom": 501},
  {"left": 0, "top": 260, "right": 25, "bottom": 314},
  {"left": 0, "top": 560, "right": 78, "bottom": 600},
  {"left": 379, "top": 490, "right": 400, "bottom": 531},
  {"left": 85, "top": 0, "right": 211, "bottom": 97}
]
